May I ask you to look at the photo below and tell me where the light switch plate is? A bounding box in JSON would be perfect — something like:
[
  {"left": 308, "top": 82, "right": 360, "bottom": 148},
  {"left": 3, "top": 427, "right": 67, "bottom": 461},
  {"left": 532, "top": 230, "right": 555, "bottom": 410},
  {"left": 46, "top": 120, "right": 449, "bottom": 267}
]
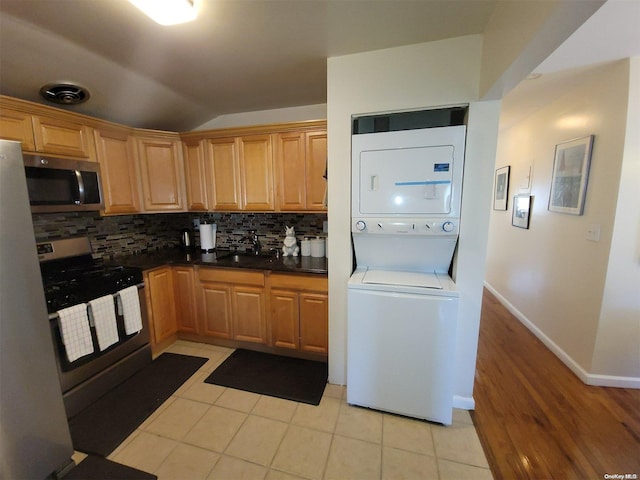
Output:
[
  {"left": 586, "top": 224, "right": 600, "bottom": 242},
  {"left": 323, "top": 220, "right": 328, "bottom": 233}
]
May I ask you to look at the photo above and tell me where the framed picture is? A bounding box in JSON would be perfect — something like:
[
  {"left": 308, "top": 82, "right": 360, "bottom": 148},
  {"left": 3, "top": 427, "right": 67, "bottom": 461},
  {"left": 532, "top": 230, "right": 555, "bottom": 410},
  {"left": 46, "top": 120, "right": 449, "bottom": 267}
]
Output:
[
  {"left": 548, "top": 135, "right": 594, "bottom": 215},
  {"left": 512, "top": 194, "right": 532, "bottom": 229},
  {"left": 493, "top": 165, "right": 510, "bottom": 210}
]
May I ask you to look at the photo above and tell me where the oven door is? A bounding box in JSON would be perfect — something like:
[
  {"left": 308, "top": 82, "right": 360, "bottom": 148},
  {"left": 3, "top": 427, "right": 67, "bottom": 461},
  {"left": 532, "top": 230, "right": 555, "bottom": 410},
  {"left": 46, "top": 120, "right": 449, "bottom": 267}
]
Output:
[{"left": 50, "top": 286, "right": 151, "bottom": 417}]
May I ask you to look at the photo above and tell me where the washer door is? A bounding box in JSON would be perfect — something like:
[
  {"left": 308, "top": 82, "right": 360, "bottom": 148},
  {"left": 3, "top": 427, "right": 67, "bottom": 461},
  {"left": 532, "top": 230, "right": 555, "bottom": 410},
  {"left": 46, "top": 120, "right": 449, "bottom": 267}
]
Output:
[{"left": 362, "top": 269, "right": 442, "bottom": 289}]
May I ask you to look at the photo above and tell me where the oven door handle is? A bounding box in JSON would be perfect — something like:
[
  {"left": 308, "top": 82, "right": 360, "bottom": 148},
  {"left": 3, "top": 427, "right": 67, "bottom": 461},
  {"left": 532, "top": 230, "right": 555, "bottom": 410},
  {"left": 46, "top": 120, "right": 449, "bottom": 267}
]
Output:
[{"left": 48, "top": 282, "right": 145, "bottom": 320}]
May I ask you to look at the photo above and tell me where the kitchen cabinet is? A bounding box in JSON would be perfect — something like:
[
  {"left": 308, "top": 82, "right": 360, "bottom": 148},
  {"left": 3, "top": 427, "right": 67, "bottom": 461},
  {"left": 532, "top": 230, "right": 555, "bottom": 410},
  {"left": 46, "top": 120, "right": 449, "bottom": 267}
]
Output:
[
  {"left": 274, "top": 130, "right": 327, "bottom": 211},
  {"left": 94, "top": 125, "right": 141, "bottom": 214},
  {"left": 144, "top": 266, "right": 178, "bottom": 349},
  {"left": 198, "top": 268, "right": 267, "bottom": 344},
  {"left": 205, "top": 137, "right": 242, "bottom": 210},
  {"left": 239, "top": 134, "right": 275, "bottom": 211},
  {"left": 173, "top": 266, "right": 199, "bottom": 334},
  {"left": 0, "top": 107, "right": 36, "bottom": 151},
  {"left": 0, "top": 103, "right": 96, "bottom": 160},
  {"left": 183, "top": 138, "right": 209, "bottom": 211},
  {"left": 269, "top": 273, "right": 328, "bottom": 354},
  {"left": 204, "top": 134, "right": 274, "bottom": 211},
  {"left": 136, "top": 133, "right": 185, "bottom": 211},
  {"left": 32, "top": 115, "right": 97, "bottom": 161}
]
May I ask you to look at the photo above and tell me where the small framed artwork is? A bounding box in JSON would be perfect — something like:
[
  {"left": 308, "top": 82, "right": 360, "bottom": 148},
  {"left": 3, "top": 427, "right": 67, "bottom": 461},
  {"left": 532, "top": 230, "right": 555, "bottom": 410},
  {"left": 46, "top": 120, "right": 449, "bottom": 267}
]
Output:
[
  {"left": 493, "top": 165, "right": 510, "bottom": 210},
  {"left": 512, "top": 194, "right": 532, "bottom": 229},
  {"left": 548, "top": 135, "right": 594, "bottom": 215}
]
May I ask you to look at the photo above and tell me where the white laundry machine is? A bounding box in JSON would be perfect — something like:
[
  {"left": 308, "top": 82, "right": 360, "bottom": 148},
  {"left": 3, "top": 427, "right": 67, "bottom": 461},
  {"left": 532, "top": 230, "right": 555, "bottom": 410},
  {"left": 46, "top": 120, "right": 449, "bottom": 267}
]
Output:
[{"left": 347, "top": 108, "right": 466, "bottom": 425}]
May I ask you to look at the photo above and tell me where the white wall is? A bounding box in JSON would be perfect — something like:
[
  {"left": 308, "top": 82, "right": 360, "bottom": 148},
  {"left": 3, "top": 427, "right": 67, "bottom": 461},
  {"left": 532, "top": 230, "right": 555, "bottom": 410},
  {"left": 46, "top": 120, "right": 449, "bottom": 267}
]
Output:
[
  {"left": 327, "top": 35, "right": 501, "bottom": 407},
  {"left": 485, "top": 59, "right": 639, "bottom": 387},
  {"left": 195, "top": 104, "right": 327, "bottom": 130},
  {"left": 591, "top": 57, "right": 640, "bottom": 382}
]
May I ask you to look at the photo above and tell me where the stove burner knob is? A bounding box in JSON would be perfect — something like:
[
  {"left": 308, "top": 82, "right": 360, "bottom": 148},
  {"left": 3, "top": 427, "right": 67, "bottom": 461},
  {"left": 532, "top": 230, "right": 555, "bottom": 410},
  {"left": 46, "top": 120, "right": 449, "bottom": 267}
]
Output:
[
  {"left": 442, "top": 221, "right": 455, "bottom": 233},
  {"left": 355, "top": 221, "right": 367, "bottom": 231}
]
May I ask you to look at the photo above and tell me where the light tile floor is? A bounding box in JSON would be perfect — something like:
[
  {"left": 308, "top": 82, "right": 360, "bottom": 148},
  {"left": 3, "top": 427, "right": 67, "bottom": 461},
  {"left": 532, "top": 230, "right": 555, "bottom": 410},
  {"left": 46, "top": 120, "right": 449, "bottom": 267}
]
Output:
[{"left": 74, "top": 340, "right": 493, "bottom": 480}]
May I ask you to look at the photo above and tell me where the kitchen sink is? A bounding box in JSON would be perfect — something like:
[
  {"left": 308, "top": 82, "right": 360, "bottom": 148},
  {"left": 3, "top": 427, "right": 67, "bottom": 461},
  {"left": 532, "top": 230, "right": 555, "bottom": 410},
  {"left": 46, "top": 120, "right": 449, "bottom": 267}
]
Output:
[{"left": 217, "top": 252, "right": 276, "bottom": 265}]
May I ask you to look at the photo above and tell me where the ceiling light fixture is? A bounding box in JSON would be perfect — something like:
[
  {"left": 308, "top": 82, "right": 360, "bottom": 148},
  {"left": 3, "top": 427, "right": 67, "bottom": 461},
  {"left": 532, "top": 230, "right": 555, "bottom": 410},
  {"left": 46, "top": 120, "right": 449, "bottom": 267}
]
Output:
[{"left": 128, "top": 0, "right": 197, "bottom": 26}]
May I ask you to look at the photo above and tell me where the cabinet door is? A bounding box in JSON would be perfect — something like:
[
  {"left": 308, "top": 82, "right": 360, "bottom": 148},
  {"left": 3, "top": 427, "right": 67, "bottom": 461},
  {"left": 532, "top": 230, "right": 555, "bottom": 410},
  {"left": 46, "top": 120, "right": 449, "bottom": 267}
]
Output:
[
  {"left": 94, "top": 127, "right": 141, "bottom": 214},
  {"left": 239, "top": 134, "right": 274, "bottom": 211},
  {"left": 137, "top": 136, "right": 185, "bottom": 211},
  {"left": 183, "top": 138, "right": 208, "bottom": 211},
  {"left": 33, "top": 116, "right": 96, "bottom": 160},
  {"left": 146, "top": 267, "right": 177, "bottom": 345},
  {"left": 305, "top": 131, "right": 327, "bottom": 211},
  {"left": 274, "top": 132, "right": 305, "bottom": 211},
  {"left": 206, "top": 137, "right": 242, "bottom": 210},
  {"left": 232, "top": 286, "right": 267, "bottom": 344},
  {"left": 173, "top": 266, "right": 198, "bottom": 334},
  {"left": 299, "top": 292, "right": 328, "bottom": 354},
  {"left": 0, "top": 108, "right": 36, "bottom": 151},
  {"left": 200, "top": 282, "right": 233, "bottom": 339},
  {"left": 270, "top": 289, "right": 300, "bottom": 350}
]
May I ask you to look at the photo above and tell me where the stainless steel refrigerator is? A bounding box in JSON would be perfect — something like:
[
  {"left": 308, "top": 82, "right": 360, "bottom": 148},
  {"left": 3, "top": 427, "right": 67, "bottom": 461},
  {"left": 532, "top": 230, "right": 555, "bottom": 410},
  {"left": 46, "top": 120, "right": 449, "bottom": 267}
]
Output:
[{"left": 0, "top": 139, "right": 74, "bottom": 478}]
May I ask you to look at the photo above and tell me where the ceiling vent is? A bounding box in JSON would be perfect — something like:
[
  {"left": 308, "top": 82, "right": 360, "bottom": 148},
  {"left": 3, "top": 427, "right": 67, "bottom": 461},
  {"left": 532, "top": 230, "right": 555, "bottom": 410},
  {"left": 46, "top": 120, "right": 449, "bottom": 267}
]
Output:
[{"left": 39, "top": 83, "right": 90, "bottom": 105}]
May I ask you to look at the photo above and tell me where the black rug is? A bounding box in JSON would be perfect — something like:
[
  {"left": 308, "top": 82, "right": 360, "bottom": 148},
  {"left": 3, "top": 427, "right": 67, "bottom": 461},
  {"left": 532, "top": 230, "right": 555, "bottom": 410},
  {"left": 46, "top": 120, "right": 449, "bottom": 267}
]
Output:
[
  {"left": 69, "top": 353, "right": 207, "bottom": 457},
  {"left": 65, "top": 455, "right": 157, "bottom": 479},
  {"left": 204, "top": 349, "right": 327, "bottom": 405}
]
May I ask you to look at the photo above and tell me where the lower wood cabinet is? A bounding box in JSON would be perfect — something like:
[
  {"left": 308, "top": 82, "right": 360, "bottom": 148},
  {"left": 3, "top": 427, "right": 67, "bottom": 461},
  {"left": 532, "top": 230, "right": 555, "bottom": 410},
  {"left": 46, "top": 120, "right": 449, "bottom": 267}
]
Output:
[
  {"left": 173, "top": 266, "right": 198, "bottom": 334},
  {"left": 197, "top": 268, "right": 267, "bottom": 344},
  {"left": 145, "top": 265, "right": 328, "bottom": 357},
  {"left": 269, "top": 273, "right": 328, "bottom": 354},
  {"left": 144, "top": 266, "right": 177, "bottom": 349}
]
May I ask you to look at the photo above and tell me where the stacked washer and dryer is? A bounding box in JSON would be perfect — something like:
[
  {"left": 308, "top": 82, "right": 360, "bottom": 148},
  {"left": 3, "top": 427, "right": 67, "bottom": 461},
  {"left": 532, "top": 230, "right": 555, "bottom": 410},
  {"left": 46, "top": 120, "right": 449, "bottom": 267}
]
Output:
[{"left": 347, "top": 107, "right": 467, "bottom": 425}]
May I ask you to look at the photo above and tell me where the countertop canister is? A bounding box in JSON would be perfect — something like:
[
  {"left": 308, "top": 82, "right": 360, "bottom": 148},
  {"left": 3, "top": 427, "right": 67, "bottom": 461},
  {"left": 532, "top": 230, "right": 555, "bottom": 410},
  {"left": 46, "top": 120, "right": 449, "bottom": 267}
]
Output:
[
  {"left": 300, "top": 238, "right": 311, "bottom": 256},
  {"left": 310, "top": 237, "right": 325, "bottom": 258}
]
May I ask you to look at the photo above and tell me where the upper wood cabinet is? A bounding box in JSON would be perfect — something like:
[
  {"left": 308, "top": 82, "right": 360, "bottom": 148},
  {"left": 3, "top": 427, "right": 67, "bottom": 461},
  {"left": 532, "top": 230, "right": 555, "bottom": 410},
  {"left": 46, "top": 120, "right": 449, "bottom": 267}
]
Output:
[
  {"left": 205, "top": 134, "right": 274, "bottom": 211},
  {"left": 305, "top": 131, "right": 328, "bottom": 210},
  {"left": 0, "top": 107, "right": 36, "bottom": 151},
  {"left": 32, "top": 116, "right": 97, "bottom": 161},
  {"left": 275, "top": 130, "right": 327, "bottom": 211},
  {"left": 136, "top": 133, "right": 185, "bottom": 212},
  {"left": 239, "top": 134, "right": 275, "bottom": 211},
  {"left": 183, "top": 138, "right": 209, "bottom": 211},
  {"left": 0, "top": 101, "right": 96, "bottom": 160},
  {"left": 94, "top": 126, "right": 141, "bottom": 215},
  {"left": 205, "top": 137, "right": 242, "bottom": 211}
]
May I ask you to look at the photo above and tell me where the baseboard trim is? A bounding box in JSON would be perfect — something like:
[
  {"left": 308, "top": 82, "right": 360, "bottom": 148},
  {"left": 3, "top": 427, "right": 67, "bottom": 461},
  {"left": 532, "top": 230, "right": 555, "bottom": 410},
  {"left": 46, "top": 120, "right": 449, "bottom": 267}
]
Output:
[
  {"left": 483, "top": 282, "right": 640, "bottom": 389},
  {"left": 453, "top": 395, "right": 475, "bottom": 410}
]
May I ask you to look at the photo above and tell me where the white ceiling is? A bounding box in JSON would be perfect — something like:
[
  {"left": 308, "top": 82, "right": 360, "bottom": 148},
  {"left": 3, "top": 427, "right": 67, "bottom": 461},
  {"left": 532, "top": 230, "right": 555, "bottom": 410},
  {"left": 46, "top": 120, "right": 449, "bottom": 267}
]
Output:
[
  {"left": 1, "top": 0, "right": 637, "bottom": 132},
  {"left": 499, "top": 0, "right": 640, "bottom": 130},
  {"left": 0, "top": 0, "right": 497, "bottom": 131}
]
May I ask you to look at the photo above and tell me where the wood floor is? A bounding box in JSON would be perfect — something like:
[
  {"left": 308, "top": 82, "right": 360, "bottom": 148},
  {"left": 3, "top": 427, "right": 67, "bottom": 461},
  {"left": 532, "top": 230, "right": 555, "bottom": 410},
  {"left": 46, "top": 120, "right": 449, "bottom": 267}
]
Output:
[{"left": 472, "top": 289, "right": 640, "bottom": 480}]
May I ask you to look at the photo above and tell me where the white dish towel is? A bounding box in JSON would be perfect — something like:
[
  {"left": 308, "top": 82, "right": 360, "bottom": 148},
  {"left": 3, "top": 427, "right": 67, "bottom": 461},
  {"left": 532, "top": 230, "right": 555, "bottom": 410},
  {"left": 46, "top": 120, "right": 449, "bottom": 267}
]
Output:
[
  {"left": 118, "top": 286, "right": 142, "bottom": 334},
  {"left": 57, "top": 304, "right": 94, "bottom": 362},
  {"left": 89, "top": 295, "right": 119, "bottom": 351}
]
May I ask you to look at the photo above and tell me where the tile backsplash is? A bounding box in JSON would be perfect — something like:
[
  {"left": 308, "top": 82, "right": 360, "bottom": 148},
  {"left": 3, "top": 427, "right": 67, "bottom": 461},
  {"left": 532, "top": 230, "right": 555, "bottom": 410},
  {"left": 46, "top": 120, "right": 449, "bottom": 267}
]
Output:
[{"left": 32, "top": 211, "right": 327, "bottom": 260}]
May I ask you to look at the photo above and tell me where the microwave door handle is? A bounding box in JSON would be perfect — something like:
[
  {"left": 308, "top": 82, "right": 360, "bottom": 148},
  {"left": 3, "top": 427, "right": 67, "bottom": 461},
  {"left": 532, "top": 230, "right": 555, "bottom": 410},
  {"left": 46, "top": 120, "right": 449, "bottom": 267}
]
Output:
[{"left": 74, "top": 170, "right": 85, "bottom": 205}]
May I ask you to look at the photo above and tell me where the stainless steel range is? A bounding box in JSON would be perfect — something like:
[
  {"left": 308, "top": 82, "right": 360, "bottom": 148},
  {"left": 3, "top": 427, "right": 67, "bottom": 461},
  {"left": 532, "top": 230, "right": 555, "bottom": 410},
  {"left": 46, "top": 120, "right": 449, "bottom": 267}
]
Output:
[{"left": 38, "top": 237, "right": 152, "bottom": 418}]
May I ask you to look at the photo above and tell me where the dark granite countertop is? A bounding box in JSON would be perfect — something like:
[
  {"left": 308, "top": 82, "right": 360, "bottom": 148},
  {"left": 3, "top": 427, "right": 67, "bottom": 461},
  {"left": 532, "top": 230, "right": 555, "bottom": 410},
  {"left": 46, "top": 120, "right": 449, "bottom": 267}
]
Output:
[{"left": 107, "top": 248, "right": 328, "bottom": 276}]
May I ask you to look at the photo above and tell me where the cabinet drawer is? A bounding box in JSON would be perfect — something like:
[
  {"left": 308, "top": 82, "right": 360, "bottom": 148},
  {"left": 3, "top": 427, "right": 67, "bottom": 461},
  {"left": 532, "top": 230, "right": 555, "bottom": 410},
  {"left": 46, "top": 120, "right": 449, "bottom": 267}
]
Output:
[
  {"left": 198, "top": 267, "right": 265, "bottom": 286},
  {"left": 269, "top": 273, "right": 327, "bottom": 292}
]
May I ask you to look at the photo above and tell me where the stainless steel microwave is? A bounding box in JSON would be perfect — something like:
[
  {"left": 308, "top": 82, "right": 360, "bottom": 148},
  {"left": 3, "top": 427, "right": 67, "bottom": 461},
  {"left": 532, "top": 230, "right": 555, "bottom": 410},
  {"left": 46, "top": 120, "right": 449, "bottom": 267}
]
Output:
[{"left": 23, "top": 155, "right": 104, "bottom": 213}]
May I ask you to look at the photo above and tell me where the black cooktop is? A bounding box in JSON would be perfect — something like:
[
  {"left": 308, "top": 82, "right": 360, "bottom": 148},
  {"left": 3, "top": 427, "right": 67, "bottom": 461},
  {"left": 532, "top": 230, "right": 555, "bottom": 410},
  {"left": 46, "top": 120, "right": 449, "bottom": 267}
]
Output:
[{"left": 41, "top": 256, "right": 142, "bottom": 314}]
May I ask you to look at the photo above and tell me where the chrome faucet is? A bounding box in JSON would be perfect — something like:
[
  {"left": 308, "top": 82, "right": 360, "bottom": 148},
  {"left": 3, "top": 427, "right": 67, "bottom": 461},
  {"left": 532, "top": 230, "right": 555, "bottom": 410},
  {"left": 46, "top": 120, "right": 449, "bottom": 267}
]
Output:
[{"left": 241, "top": 230, "right": 262, "bottom": 255}]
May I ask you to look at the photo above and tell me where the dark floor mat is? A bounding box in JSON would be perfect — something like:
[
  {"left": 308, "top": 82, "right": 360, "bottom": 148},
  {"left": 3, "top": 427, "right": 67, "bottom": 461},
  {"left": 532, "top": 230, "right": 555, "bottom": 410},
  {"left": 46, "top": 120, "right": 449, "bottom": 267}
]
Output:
[
  {"left": 65, "top": 455, "right": 157, "bottom": 479},
  {"left": 69, "top": 353, "right": 207, "bottom": 456},
  {"left": 204, "top": 349, "right": 327, "bottom": 405}
]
